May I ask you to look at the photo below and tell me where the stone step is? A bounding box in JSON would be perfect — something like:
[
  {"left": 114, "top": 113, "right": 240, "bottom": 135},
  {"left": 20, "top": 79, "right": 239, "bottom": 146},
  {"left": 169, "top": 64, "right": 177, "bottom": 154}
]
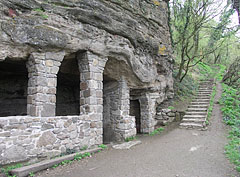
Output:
[
  {"left": 196, "top": 91, "right": 212, "bottom": 94},
  {"left": 187, "top": 108, "right": 208, "bottom": 112},
  {"left": 183, "top": 114, "right": 206, "bottom": 119},
  {"left": 188, "top": 105, "right": 209, "bottom": 108},
  {"left": 198, "top": 88, "right": 212, "bottom": 90},
  {"left": 192, "top": 98, "right": 210, "bottom": 102},
  {"left": 199, "top": 85, "right": 213, "bottom": 87},
  {"left": 191, "top": 102, "right": 209, "bottom": 105},
  {"left": 195, "top": 95, "right": 211, "bottom": 98},
  {"left": 196, "top": 94, "right": 211, "bottom": 96},
  {"left": 192, "top": 98, "right": 210, "bottom": 101},
  {"left": 182, "top": 118, "right": 206, "bottom": 123},
  {"left": 179, "top": 122, "right": 204, "bottom": 128},
  {"left": 199, "top": 88, "right": 212, "bottom": 90},
  {"left": 197, "top": 91, "right": 212, "bottom": 93},
  {"left": 194, "top": 96, "right": 210, "bottom": 98},
  {"left": 185, "top": 111, "right": 207, "bottom": 115},
  {"left": 199, "top": 84, "right": 213, "bottom": 86},
  {"left": 194, "top": 97, "right": 210, "bottom": 100}
]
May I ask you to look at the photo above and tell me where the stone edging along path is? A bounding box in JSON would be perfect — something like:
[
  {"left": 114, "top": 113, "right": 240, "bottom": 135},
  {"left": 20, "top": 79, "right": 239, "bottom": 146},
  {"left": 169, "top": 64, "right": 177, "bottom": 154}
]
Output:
[
  {"left": 9, "top": 147, "right": 102, "bottom": 177},
  {"left": 180, "top": 79, "right": 214, "bottom": 129}
]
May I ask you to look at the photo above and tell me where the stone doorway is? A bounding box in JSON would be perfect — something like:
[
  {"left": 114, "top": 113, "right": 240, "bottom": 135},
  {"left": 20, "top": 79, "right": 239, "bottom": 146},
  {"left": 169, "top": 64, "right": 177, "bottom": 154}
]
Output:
[
  {"left": 56, "top": 54, "right": 80, "bottom": 116},
  {"left": 130, "top": 100, "right": 141, "bottom": 134},
  {"left": 103, "top": 75, "right": 119, "bottom": 143},
  {"left": 0, "top": 59, "right": 28, "bottom": 117}
]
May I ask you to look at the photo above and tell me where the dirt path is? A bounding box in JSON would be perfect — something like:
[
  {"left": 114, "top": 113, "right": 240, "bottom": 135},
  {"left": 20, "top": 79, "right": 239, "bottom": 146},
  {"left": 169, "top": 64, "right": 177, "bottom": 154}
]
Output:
[{"left": 36, "top": 82, "right": 238, "bottom": 177}]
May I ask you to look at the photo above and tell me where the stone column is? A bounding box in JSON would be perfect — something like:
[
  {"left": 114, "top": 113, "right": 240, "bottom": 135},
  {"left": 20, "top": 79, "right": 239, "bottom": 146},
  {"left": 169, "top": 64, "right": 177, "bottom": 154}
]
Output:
[
  {"left": 77, "top": 51, "right": 107, "bottom": 145},
  {"left": 139, "top": 93, "right": 158, "bottom": 133},
  {"left": 115, "top": 77, "right": 136, "bottom": 141},
  {"left": 27, "top": 52, "right": 64, "bottom": 117}
]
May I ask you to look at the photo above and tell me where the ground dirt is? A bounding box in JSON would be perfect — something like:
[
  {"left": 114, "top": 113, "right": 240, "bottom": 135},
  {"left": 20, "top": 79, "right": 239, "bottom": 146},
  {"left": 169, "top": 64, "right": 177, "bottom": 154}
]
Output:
[{"left": 33, "top": 82, "right": 239, "bottom": 177}]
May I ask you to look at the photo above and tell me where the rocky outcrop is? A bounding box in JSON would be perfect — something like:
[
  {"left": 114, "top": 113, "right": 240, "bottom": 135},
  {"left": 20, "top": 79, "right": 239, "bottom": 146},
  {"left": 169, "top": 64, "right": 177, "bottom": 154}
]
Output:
[
  {"left": 0, "top": 0, "right": 173, "bottom": 91},
  {"left": 0, "top": 0, "right": 174, "bottom": 165}
]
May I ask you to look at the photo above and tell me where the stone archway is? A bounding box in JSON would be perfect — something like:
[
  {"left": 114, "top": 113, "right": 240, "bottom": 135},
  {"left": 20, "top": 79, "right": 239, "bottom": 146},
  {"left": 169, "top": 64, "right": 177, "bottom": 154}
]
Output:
[
  {"left": 56, "top": 53, "right": 80, "bottom": 116},
  {"left": 130, "top": 99, "right": 141, "bottom": 134},
  {"left": 102, "top": 59, "right": 136, "bottom": 143}
]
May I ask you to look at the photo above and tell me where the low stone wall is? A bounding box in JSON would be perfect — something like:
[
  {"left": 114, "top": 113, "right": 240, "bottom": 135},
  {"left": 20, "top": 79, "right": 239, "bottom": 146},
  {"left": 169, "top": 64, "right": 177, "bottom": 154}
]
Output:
[
  {"left": 0, "top": 115, "right": 102, "bottom": 165},
  {"left": 155, "top": 109, "right": 184, "bottom": 125}
]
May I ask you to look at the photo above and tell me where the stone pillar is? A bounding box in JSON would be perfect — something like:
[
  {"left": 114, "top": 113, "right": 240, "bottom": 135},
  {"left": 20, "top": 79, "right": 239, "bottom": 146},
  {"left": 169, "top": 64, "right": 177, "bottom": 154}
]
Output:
[
  {"left": 27, "top": 52, "right": 64, "bottom": 117},
  {"left": 77, "top": 51, "right": 107, "bottom": 145},
  {"left": 115, "top": 77, "right": 136, "bottom": 141},
  {"left": 139, "top": 93, "right": 158, "bottom": 133}
]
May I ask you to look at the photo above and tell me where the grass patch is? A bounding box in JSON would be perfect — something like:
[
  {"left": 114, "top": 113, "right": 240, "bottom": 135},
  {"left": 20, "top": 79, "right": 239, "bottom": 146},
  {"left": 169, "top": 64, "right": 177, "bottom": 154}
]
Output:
[
  {"left": 1, "top": 163, "right": 23, "bottom": 177},
  {"left": 150, "top": 127, "right": 164, "bottom": 136},
  {"left": 33, "top": 8, "right": 48, "bottom": 19},
  {"left": 220, "top": 83, "right": 240, "bottom": 173},
  {"left": 215, "top": 64, "right": 226, "bottom": 81},
  {"left": 98, "top": 144, "right": 107, "bottom": 150},
  {"left": 125, "top": 136, "right": 137, "bottom": 142}
]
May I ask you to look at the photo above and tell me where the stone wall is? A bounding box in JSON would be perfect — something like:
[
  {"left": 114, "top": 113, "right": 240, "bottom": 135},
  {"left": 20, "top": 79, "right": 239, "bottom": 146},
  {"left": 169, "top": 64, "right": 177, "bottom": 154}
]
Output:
[
  {"left": 0, "top": 115, "right": 101, "bottom": 165},
  {"left": 155, "top": 109, "right": 185, "bottom": 126}
]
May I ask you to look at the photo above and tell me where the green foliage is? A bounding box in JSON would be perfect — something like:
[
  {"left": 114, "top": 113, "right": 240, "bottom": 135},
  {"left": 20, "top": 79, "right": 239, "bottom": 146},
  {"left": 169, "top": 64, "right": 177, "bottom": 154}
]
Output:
[
  {"left": 150, "top": 127, "right": 164, "bottom": 136},
  {"left": 168, "top": 106, "right": 175, "bottom": 110},
  {"left": 74, "top": 152, "right": 91, "bottom": 161},
  {"left": 215, "top": 64, "right": 226, "bottom": 81},
  {"left": 53, "top": 151, "right": 94, "bottom": 168},
  {"left": 125, "top": 136, "right": 136, "bottom": 142},
  {"left": 29, "top": 172, "right": 35, "bottom": 177},
  {"left": 171, "top": 0, "right": 239, "bottom": 82},
  {"left": 33, "top": 8, "right": 48, "bottom": 19},
  {"left": 1, "top": 163, "right": 23, "bottom": 177},
  {"left": 220, "top": 83, "right": 240, "bottom": 172},
  {"left": 197, "top": 62, "right": 214, "bottom": 80},
  {"left": 98, "top": 144, "right": 107, "bottom": 150}
]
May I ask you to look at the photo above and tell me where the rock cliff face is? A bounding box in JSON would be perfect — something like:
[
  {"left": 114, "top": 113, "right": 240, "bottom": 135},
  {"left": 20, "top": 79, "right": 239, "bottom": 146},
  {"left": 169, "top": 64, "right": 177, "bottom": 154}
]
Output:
[
  {"left": 0, "top": 0, "right": 174, "bottom": 165},
  {"left": 0, "top": 0, "right": 173, "bottom": 89}
]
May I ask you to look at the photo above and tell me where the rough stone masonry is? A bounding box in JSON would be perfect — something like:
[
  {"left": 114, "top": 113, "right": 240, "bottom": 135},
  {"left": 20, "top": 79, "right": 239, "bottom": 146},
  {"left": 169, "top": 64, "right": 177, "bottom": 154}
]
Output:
[{"left": 0, "top": 0, "right": 174, "bottom": 165}]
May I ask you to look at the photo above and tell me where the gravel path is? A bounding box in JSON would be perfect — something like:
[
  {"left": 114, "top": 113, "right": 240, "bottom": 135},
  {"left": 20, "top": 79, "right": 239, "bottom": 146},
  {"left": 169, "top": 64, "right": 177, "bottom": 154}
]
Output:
[{"left": 36, "top": 82, "right": 238, "bottom": 177}]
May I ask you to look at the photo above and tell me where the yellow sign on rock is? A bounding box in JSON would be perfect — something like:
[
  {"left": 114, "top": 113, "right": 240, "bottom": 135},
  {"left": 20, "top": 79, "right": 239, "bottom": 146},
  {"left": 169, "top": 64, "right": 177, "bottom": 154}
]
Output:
[
  {"left": 159, "top": 45, "right": 166, "bottom": 55},
  {"left": 153, "top": 0, "right": 160, "bottom": 6}
]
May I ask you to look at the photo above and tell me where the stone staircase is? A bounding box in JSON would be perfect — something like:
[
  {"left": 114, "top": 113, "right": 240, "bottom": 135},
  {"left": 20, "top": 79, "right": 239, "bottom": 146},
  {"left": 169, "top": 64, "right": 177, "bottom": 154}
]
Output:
[{"left": 180, "top": 79, "right": 214, "bottom": 129}]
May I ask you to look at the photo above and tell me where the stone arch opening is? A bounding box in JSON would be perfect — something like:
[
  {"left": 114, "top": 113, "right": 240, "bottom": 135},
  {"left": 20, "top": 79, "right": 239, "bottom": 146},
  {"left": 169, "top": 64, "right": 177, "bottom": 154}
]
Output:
[
  {"left": 103, "top": 58, "right": 136, "bottom": 143},
  {"left": 56, "top": 53, "right": 80, "bottom": 116},
  {"left": 0, "top": 59, "right": 28, "bottom": 117},
  {"left": 103, "top": 75, "right": 119, "bottom": 143},
  {"left": 130, "top": 89, "right": 144, "bottom": 134},
  {"left": 130, "top": 99, "right": 141, "bottom": 134}
]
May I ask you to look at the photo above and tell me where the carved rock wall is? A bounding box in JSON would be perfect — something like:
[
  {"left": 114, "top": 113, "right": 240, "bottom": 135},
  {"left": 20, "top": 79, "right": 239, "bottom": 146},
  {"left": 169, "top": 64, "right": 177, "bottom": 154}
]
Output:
[{"left": 0, "top": 0, "right": 174, "bottom": 165}]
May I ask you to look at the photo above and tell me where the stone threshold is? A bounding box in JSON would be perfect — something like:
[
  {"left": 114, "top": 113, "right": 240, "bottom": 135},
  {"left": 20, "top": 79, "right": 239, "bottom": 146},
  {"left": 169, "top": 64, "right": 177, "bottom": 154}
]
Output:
[
  {"left": 10, "top": 147, "right": 102, "bottom": 177},
  {"left": 112, "top": 140, "right": 142, "bottom": 150}
]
